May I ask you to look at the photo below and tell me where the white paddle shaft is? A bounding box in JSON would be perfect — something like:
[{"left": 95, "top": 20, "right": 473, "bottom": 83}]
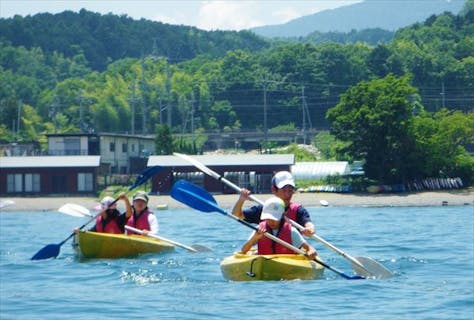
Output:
[{"left": 124, "top": 225, "right": 198, "bottom": 252}]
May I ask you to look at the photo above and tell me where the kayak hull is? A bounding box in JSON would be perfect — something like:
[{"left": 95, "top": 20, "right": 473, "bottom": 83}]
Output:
[
  {"left": 73, "top": 231, "right": 175, "bottom": 259},
  {"left": 220, "top": 252, "right": 325, "bottom": 281}
]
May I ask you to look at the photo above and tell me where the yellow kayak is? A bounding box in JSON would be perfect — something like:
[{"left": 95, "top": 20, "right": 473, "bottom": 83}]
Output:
[
  {"left": 73, "top": 231, "right": 175, "bottom": 259},
  {"left": 220, "top": 252, "right": 325, "bottom": 281}
]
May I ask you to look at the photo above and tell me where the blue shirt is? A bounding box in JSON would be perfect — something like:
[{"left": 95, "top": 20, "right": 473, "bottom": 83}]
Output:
[{"left": 242, "top": 203, "right": 312, "bottom": 226}]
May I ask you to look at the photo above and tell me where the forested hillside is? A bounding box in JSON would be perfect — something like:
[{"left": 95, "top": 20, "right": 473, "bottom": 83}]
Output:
[
  {"left": 0, "top": 6, "right": 472, "bottom": 153},
  {"left": 0, "top": 9, "right": 268, "bottom": 71}
]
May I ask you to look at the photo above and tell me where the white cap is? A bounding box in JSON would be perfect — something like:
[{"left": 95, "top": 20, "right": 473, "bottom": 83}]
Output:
[
  {"left": 100, "top": 196, "right": 116, "bottom": 209},
  {"left": 272, "top": 171, "right": 295, "bottom": 189},
  {"left": 260, "top": 197, "right": 285, "bottom": 221}
]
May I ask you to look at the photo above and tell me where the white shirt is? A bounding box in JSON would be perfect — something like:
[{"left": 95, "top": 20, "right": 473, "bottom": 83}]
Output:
[{"left": 147, "top": 213, "right": 159, "bottom": 235}]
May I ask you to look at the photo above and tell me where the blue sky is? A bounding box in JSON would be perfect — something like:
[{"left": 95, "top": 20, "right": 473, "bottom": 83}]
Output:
[{"left": 0, "top": 0, "right": 361, "bottom": 31}]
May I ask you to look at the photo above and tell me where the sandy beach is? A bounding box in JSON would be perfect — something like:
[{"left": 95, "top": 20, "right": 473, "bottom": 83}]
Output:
[{"left": 1, "top": 189, "right": 473, "bottom": 212}]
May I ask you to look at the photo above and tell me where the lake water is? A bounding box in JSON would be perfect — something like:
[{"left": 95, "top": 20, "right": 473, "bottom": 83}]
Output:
[{"left": 1, "top": 204, "right": 473, "bottom": 319}]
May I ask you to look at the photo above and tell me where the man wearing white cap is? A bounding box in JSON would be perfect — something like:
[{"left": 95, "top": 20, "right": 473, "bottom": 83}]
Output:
[
  {"left": 241, "top": 196, "right": 317, "bottom": 258},
  {"left": 232, "top": 171, "right": 315, "bottom": 236}
]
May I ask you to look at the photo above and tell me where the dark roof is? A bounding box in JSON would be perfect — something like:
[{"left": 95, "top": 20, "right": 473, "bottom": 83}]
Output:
[{"left": 0, "top": 156, "right": 101, "bottom": 168}]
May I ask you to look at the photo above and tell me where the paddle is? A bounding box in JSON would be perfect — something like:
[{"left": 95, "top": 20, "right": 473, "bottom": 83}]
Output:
[
  {"left": 124, "top": 226, "right": 211, "bottom": 253},
  {"left": 58, "top": 203, "right": 92, "bottom": 217},
  {"left": 30, "top": 166, "right": 164, "bottom": 260},
  {"left": 170, "top": 179, "right": 364, "bottom": 280},
  {"left": 173, "top": 152, "right": 393, "bottom": 279}
]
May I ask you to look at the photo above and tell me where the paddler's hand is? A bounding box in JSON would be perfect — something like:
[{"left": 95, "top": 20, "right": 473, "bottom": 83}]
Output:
[
  {"left": 239, "top": 188, "right": 252, "bottom": 201},
  {"left": 301, "top": 222, "right": 315, "bottom": 237},
  {"left": 305, "top": 247, "right": 317, "bottom": 260},
  {"left": 253, "top": 226, "right": 266, "bottom": 240},
  {"left": 141, "top": 229, "right": 149, "bottom": 236}
]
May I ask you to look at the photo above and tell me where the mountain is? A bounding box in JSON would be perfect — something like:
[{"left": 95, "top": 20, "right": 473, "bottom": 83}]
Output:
[{"left": 251, "top": 0, "right": 465, "bottom": 38}]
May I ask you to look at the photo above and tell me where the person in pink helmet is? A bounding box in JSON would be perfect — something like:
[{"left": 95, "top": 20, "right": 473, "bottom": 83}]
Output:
[{"left": 74, "top": 193, "right": 132, "bottom": 234}]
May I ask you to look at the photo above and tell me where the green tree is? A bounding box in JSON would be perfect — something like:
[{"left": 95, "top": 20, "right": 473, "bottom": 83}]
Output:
[
  {"left": 326, "top": 74, "right": 419, "bottom": 183},
  {"left": 313, "top": 131, "right": 347, "bottom": 160},
  {"left": 411, "top": 109, "right": 474, "bottom": 184},
  {"left": 155, "top": 124, "right": 173, "bottom": 155},
  {"left": 209, "top": 100, "right": 237, "bottom": 131}
]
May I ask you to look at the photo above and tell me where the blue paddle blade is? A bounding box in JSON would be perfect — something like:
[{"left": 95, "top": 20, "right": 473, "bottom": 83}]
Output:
[
  {"left": 31, "top": 244, "right": 60, "bottom": 260},
  {"left": 128, "top": 165, "right": 164, "bottom": 191},
  {"left": 171, "top": 180, "right": 226, "bottom": 215}
]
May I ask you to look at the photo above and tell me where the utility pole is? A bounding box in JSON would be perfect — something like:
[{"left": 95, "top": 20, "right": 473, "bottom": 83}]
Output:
[
  {"left": 302, "top": 87, "right": 306, "bottom": 144},
  {"left": 129, "top": 77, "right": 137, "bottom": 135},
  {"left": 49, "top": 94, "right": 61, "bottom": 133},
  {"left": 301, "top": 86, "right": 313, "bottom": 144},
  {"left": 190, "top": 91, "right": 195, "bottom": 139},
  {"left": 16, "top": 100, "right": 22, "bottom": 141},
  {"left": 165, "top": 59, "right": 172, "bottom": 128},
  {"left": 257, "top": 70, "right": 285, "bottom": 148},
  {"left": 263, "top": 84, "right": 268, "bottom": 144},
  {"left": 441, "top": 81, "right": 446, "bottom": 109},
  {"left": 141, "top": 58, "right": 148, "bottom": 134}
]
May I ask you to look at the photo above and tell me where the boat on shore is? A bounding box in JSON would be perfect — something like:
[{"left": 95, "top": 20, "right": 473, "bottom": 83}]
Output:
[
  {"left": 73, "top": 231, "right": 175, "bottom": 259},
  {"left": 220, "top": 252, "right": 325, "bottom": 281}
]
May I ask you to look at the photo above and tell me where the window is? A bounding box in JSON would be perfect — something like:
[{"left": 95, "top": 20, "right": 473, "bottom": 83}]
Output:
[
  {"left": 6, "top": 174, "right": 23, "bottom": 192},
  {"left": 109, "top": 142, "right": 115, "bottom": 152},
  {"left": 122, "top": 143, "right": 127, "bottom": 153},
  {"left": 64, "top": 137, "right": 80, "bottom": 155},
  {"left": 24, "top": 174, "right": 40, "bottom": 192},
  {"left": 78, "top": 173, "right": 94, "bottom": 192}
]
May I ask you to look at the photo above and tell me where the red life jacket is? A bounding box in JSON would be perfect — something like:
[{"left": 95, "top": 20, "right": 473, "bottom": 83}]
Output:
[
  {"left": 285, "top": 202, "right": 301, "bottom": 221},
  {"left": 257, "top": 221, "right": 294, "bottom": 255},
  {"left": 95, "top": 213, "right": 122, "bottom": 234},
  {"left": 126, "top": 208, "right": 152, "bottom": 234}
]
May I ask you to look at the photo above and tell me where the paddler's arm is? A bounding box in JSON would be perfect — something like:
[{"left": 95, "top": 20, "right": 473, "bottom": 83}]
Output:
[
  {"left": 241, "top": 228, "right": 264, "bottom": 254},
  {"left": 119, "top": 193, "right": 132, "bottom": 219},
  {"left": 297, "top": 206, "right": 315, "bottom": 236},
  {"left": 301, "top": 242, "right": 317, "bottom": 260},
  {"left": 232, "top": 188, "right": 251, "bottom": 219},
  {"left": 146, "top": 213, "right": 159, "bottom": 235}
]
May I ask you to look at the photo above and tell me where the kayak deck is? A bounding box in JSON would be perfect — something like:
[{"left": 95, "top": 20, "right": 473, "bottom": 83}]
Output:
[
  {"left": 220, "top": 252, "right": 325, "bottom": 281},
  {"left": 73, "top": 231, "right": 175, "bottom": 259}
]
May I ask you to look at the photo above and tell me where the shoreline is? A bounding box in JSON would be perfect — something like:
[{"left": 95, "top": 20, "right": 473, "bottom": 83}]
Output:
[{"left": 1, "top": 189, "right": 473, "bottom": 212}]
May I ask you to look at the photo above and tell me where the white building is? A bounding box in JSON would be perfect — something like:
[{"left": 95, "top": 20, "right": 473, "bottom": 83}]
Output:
[
  {"left": 291, "top": 161, "right": 351, "bottom": 180},
  {"left": 47, "top": 133, "right": 155, "bottom": 174}
]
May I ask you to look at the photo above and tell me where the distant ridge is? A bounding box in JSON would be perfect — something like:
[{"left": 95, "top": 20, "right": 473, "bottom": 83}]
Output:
[{"left": 251, "top": 0, "right": 465, "bottom": 38}]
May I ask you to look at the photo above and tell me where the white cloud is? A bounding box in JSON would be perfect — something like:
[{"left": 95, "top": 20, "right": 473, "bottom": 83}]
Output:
[
  {"left": 152, "top": 12, "right": 181, "bottom": 26},
  {"left": 197, "top": 1, "right": 263, "bottom": 31}
]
